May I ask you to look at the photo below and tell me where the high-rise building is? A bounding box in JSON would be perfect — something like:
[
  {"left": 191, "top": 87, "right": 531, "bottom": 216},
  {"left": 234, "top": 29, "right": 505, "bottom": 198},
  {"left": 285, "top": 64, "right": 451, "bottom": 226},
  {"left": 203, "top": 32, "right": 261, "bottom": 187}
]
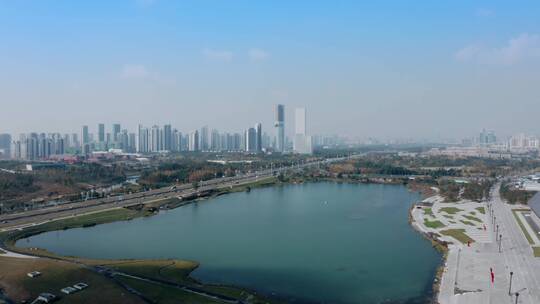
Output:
[
  {"left": 210, "top": 129, "right": 220, "bottom": 151},
  {"left": 274, "top": 104, "right": 285, "bottom": 152},
  {"left": 150, "top": 125, "right": 162, "bottom": 152},
  {"left": 479, "top": 129, "right": 496, "bottom": 146},
  {"left": 163, "top": 124, "right": 172, "bottom": 151},
  {"left": 294, "top": 107, "right": 313, "bottom": 154},
  {"left": 0, "top": 134, "right": 12, "bottom": 159},
  {"left": 137, "top": 125, "right": 150, "bottom": 153},
  {"left": 189, "top": 130, "right": 200, "bottom": 151},
  {"left": 245, "top": 127, "right": 257, "bottom": 152},
  {"left": 295, "top": 108, "right": 306, "bottom": 135},
  {"left": 113, "top": 124, "right": 121, "bottom": 143},
  {"left": 199, "top": 126, "right": 209, "bottom": 151},
  {"left": 81, "top": 125, "right": 89, "bottom": 145},
  {"left": 98, "top": 123, "right": 105, "bottom": 142},
  {"left": 128, "top": 133, "right": 136, "bottom": 153},
  {"left": 255, "top": 123, "right": 262, "bottom": 152}
]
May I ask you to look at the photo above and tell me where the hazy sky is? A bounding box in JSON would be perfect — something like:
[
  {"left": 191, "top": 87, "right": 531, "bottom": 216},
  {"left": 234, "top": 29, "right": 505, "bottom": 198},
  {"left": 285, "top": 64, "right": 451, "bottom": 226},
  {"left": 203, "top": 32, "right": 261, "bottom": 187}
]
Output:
[{"left": 1, "top": 1, "right": 540, "bottom": 140}]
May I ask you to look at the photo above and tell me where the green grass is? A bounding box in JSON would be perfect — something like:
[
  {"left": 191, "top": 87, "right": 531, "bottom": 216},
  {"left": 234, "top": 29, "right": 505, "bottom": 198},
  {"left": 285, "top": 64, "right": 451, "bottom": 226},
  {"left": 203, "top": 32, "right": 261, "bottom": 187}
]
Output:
[
  {"left": 424, "top": 219, "right": 446, "bottom": 229},
  {"left": 462, "top": 214, "right": 482, "bottom": 223},
  {"left": 0, "top": 256, "right": 143, "bottom": 304},
  {"left": 106, "top": 260, "right": 198, "bottom": 284},
  {"left": 442, "top": 214, "right": 454, "bottom": 219},
  {"left": 534, "top": 247, "right": 540, "bottom": 258},
  {"left": 0, "top": 208, "right": 147, "bottom": 251},
  {"left": 440, "top": 207, "right": 462, "bottom": 215},
  {"left": 116, "top": 276, "right": 224, "bottom": 304},
  {"left": 460, "top": 220, "right": 476, "bottom": 226},
  {"left": 440, "top": 229, "right": 474, "bottom": 244},
  {"left": 423, "top": 208, "right": 433, "bottom": 216},
  {"left": 512, "top": 210, "right": 535, "bottom": 245},
  {"left": 476, "top": 207, "right": 485, "bottom": 214}
]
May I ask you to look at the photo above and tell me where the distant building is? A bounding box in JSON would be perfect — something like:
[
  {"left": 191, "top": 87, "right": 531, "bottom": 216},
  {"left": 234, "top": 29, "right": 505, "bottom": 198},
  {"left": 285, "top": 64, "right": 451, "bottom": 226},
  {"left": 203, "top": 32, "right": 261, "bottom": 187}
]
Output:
[
  {"left": 200, "top": 126, "right": 209, "bottom": 151},
  {"left": 112, "top": 123, "right": 121, "bottom": 142},
  {"left": 163, "top": 124, "right": 172, "bottom": 151},
  {"left": 274, "top": 104, "right": 285, "bottom": 152},
  {"left": 255, "top": 123, "right": 262, "bottom": 152},
  {"left": 293, "top": 107, "right": 313, "bottom": 154},
  {"left": 245, "top": 127, "right": 257, "bottom": 152},
  {"left": 479, "top": 129, "right": 496, "bottom": 146},
  {"left": 137, "top": 125, "right": 150, "bottom": 153},
  {"left": 81, "top": 125, "right": 89, "bottom": 145},
  {"left": 0, "top": 133, "right": 11, "bottom": 159},
  {"left": 189, "top": 130, "right": 200, "bottom": 151},
  {"left": 98, "top": 123, "right": 105, "bottom": 143}
]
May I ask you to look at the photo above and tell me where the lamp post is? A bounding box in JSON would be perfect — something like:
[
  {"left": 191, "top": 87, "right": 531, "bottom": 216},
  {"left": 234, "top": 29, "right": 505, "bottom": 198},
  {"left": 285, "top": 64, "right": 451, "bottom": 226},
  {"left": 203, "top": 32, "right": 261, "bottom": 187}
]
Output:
[
  {"left": 509, "top": 271, "right": 513, "bottom": 295},
  {"left": 499, "top": 234, "right": 503, "bottom": 253},
  {"left": 496, "top": 225, "right": 499, "bottom": 241},
  {"left": 515, "top": 292, "right": 519, "bottom": 304}
]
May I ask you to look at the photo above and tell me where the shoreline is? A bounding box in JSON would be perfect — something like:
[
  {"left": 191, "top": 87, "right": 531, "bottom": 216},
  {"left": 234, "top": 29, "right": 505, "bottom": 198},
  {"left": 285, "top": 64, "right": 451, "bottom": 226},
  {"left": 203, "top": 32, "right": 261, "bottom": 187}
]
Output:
[
  {"left": 0, "top": 177, "right": 282, "bottom": 304},
  {"left": 409, "top": 199, "right": 449, "bottom": 304},
  {"left": 2, "top": 179, "right": 439, "bottom": 304}
]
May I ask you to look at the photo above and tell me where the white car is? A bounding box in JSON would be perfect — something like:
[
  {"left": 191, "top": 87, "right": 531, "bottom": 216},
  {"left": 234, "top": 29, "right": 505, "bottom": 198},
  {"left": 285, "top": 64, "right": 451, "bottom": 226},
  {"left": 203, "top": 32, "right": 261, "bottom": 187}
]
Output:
[
  {"left": 73, "top": 282, "right": 88, "bottom": 290},
  {"left": 61, "top": 286, "right": 78, "bottom": 294},
  {"left": 27, "top": 271, "right": 41, "bottom": 278}
]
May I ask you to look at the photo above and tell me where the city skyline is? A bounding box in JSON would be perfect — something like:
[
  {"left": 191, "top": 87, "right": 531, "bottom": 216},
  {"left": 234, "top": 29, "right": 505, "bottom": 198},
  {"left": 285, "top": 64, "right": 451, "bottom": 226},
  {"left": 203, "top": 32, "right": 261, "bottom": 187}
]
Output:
[{"left": 1, "top": 1, "right": 540, "bottom": 139}]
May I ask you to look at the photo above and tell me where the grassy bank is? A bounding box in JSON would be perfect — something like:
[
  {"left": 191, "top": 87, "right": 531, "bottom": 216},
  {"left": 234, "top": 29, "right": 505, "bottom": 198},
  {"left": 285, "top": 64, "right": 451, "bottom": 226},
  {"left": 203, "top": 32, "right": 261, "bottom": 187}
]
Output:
[{"left": 0, "top": 177, "right": 282, "bottom": 304}]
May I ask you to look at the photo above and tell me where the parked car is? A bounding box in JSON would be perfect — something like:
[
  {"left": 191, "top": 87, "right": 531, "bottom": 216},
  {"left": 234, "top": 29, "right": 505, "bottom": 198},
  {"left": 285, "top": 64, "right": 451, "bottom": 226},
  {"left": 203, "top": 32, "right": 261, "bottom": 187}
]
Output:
[
  {"left": 61, "top": 286, "right": 78, "bottom": 294},
  {"left": 73, "top": 282, "right": 88, "bottom": 290}
]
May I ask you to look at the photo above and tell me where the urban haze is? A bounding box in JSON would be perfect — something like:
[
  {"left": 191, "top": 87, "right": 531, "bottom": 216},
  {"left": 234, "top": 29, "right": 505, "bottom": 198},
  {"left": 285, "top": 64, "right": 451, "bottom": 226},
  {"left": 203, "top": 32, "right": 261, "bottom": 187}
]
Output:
[{"left": 1, "top": 1, "right": 540, "bottom": 304}]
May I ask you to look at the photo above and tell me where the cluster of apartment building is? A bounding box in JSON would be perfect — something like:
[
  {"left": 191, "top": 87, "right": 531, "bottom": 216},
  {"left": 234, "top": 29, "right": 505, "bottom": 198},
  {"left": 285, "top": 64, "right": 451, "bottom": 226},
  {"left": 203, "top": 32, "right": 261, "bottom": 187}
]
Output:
[
  {"left": 136, "top": 124, "right": 267, "bottom": 153},
  {"left": 0, "top": 105, "right": 328, "bottom": 160}
]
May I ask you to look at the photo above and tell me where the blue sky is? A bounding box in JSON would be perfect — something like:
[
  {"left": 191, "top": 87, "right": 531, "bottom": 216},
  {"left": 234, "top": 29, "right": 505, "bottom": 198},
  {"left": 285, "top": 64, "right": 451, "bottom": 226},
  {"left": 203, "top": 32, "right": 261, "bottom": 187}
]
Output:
[{"left": 1, "top": 0, "right": 540, "bottom": 140}]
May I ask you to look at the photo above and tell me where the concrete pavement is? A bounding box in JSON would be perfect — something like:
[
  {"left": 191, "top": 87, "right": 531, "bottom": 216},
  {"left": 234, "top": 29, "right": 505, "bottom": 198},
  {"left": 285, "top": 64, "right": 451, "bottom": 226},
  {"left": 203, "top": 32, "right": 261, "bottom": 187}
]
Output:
[{"left": 416, "top": 184, "right": 540, "bottom": 304}]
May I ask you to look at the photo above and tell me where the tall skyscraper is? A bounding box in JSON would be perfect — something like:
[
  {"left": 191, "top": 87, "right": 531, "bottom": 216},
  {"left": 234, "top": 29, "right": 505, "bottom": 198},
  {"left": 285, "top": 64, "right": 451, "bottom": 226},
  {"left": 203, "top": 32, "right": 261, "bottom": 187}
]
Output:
[
  {"left": 81, "top": 125, "right": 89, "bottom": 145},
  {"left": 0, "top": 134, "right": 12, "bottom": 159},
  {"left": 294, "top": 107, "right": 313, "bottom": 154},
  {"left": 163, "top": 124, "right": 172, "bottom": 151},
  {"left": 137, "top": 124, "right": 150, "bottom": 153},
  {"left": 189, "top": 130, "right": 200, "bottom": 151},
  {"left": 274, "top": 104, "right": 285, "bottom": 152},
  {"left": 245, "top": 127, "right": 257, "bottom": 152},
  {"left": 255, "top": 123, "right": 262, "bottom": 152},
  {"left": 113, "top": 124, "right": 121, "bottom": 142},
  {"left": 200, "top": 126, "right": 209, "bottom": 151},
  {"left": 150, "top": 125, "right": 162, "bottom": 152},
  {"left": 98, "top": 123, "right": 105, "bottom": 142},
  {"left": 295, "top": 108, "right": 306, "bottom": 135}
]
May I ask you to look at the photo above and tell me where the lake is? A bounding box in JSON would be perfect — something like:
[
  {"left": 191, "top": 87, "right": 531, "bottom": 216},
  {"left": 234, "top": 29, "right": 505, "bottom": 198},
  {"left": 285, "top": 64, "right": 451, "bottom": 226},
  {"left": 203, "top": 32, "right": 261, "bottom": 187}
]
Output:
[{"left": 18, "top": 182, "right": 441, "bottom": 304}]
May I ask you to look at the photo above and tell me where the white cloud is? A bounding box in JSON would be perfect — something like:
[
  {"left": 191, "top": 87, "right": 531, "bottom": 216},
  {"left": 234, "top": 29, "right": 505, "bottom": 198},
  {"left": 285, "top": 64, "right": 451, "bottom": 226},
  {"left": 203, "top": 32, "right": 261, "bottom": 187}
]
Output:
[
  {"left": 202, "top": 48, "right": 233, "bottom": 62},
  {"left": 455, "top": 33, "right": 540, "bottom": 65},
  {"left": 121, "top": 64, "right": 149, "bottom": 79},
  {"left": 476, "top": 8, "right": 495, "bottom": 18},
  {"left": 248, "top": 48, "right": 270, "bottom": 62}
]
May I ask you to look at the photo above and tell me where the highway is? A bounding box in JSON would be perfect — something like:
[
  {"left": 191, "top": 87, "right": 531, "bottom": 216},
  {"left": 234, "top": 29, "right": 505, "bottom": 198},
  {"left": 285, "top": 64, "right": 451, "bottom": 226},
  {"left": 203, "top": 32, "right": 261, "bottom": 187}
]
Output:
[{"left": 0, "top": 156, "right": 348, "bottom": 231}]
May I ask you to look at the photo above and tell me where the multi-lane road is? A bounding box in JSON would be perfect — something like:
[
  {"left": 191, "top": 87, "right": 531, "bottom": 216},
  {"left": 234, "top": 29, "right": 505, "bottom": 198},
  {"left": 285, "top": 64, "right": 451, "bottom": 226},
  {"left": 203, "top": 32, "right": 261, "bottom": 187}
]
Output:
[
  {"left": 488, "top": 184, "right": 540, "bottom": 303},
  {"left": 0, "top": 156, "right": 348, "bottom": 231}
]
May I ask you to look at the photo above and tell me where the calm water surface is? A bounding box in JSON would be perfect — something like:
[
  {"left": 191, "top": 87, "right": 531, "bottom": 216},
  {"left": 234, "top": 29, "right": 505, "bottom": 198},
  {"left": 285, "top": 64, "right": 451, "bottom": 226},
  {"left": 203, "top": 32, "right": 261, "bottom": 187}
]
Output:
[{"left": 18, "top": 183, "right": 441, "bottom": 304}]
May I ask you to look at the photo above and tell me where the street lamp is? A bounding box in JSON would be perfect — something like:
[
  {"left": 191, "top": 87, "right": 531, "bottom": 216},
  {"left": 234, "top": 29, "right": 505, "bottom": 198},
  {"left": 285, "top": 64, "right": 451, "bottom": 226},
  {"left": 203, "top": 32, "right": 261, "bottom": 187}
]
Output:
[
  {"left": 515, "top": 292, "right": 519, "bottom": 304},
  {"left": 499, "top": 234, "right": 503, "bottom": 253},
  {"left": 509, "top": 271, "right": 514, "bottom": 295},
  {"left": 496, "top": 225, "right": 499, "bottom": 240}
]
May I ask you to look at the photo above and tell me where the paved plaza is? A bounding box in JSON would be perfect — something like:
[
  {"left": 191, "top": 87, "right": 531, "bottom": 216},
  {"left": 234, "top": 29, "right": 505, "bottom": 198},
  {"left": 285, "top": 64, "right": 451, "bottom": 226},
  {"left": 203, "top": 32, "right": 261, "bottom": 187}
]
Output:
[{"left": 411, "top": 185, "right": 540, "bottom": 304}]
